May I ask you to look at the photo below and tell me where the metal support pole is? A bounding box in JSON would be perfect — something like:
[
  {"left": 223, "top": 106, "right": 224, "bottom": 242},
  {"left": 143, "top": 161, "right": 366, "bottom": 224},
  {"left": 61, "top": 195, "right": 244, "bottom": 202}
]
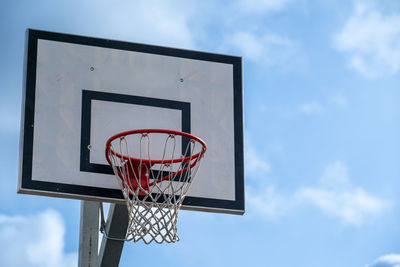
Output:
[
  {"left": 98, "top": 204, "right": 129, "bottom": 267},
  {"left": 78, "top": 200, "right": 100, "bottom": 267}
]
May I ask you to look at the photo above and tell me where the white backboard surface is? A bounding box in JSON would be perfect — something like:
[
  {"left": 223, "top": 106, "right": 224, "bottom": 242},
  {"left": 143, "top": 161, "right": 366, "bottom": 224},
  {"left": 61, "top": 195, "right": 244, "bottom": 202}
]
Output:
[{"left": 19, "top": 29, "right": 244, "bottom": 214}]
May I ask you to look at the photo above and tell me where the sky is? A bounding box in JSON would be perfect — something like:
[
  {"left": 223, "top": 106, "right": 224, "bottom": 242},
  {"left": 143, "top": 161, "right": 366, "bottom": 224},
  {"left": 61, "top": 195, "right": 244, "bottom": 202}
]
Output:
[{"left": 1, "top": 0, "right": 400, "bottom": 266}]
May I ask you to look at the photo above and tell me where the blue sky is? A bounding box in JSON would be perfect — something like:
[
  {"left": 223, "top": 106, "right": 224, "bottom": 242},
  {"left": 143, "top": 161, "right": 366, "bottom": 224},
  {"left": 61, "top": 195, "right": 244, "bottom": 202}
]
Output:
[{"left": 1, "top": 0, "right": 400, "bottom": 266}]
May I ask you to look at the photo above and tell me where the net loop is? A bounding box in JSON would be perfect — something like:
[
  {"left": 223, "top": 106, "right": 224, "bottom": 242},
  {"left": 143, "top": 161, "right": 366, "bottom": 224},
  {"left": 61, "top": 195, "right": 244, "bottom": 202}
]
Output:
[{"left": 105, "top": 129, "right": 207, "bottom": 244}]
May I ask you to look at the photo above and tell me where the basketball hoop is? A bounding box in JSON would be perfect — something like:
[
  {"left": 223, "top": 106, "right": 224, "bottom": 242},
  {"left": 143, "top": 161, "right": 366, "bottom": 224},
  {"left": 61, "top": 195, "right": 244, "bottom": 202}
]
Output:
[{"left": 105, "top": 129, "right": 207, "bottom": 244}]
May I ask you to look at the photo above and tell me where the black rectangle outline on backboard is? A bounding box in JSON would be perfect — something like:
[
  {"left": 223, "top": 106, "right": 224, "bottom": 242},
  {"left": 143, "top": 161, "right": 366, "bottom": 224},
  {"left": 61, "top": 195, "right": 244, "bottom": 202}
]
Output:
[
  {"left": 80, "top": 89, "right": 191, "bottom": 177},
  {"left": 18, "top": 28, "right": 245, "bottom": 214}
]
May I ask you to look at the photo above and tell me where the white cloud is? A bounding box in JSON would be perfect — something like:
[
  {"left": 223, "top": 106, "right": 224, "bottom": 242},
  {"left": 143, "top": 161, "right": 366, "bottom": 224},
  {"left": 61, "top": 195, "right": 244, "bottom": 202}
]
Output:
[
  {"left": 298, "top": 102, "right": 325, "bottom": 115},
  {"left": 319, "top": 161, "right": 351, "bottom": 189},
  {"left": 247, "top": 161, "right": 390, "bottom": 225},
  {"left": 0, "top": 210, "right": 77, "bottom": 267},
  {"left": 234, "top": 0, "right": 291, "bottom": 14},
  {"left": 298, "top": 92, "right": 348, "bottom": 116},
  {"left": 366, "top": 254, "right": 400, "bottom": 267},
  {"left": 245, "top": 140, "right": 271, "bottom": 175},
  {"left": 330, "top": 92, "right": 348, "bottom": 108},
  {"left": 297, "top": 187, "right": 387, "bottom": 225},
  {"left": 333, "top": 1, "right": 400, "bottom": 78},
  {"left": 247, "top": 185, "right": 292, "bottom": 219},
  {"left": 245, "top": 138, "right": 286, "bottom": 220},
  {"left": 227, "top": 31, "right": 305, "bottom": 70},
  {"left": 230, "top": 32, "right": 265, "bottom": 61},
  {"left": 89, "top": 1, "right": 196, "bottom": 49},
  {"left": 296, "top": 161, "right": 389, "bottom": 225}
]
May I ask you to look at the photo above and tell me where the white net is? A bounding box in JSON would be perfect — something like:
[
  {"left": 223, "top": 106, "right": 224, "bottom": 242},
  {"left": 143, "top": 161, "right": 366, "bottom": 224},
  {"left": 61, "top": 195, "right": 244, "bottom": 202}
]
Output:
[{"left": 106, "top": 130, "right": 206, "bottom": 244}]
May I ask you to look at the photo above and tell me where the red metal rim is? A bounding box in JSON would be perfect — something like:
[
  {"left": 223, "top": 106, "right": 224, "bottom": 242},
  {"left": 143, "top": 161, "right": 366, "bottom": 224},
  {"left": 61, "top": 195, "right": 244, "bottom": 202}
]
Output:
[{"left": 105, "top": 129, "right": 207, "bottom": 165}]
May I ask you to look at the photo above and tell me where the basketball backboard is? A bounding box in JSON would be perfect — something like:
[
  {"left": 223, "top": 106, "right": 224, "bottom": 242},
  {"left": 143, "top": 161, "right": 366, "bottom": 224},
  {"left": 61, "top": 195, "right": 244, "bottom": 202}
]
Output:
[{"left": 18, "top": 29, "right": 244, "bottom": 214}]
